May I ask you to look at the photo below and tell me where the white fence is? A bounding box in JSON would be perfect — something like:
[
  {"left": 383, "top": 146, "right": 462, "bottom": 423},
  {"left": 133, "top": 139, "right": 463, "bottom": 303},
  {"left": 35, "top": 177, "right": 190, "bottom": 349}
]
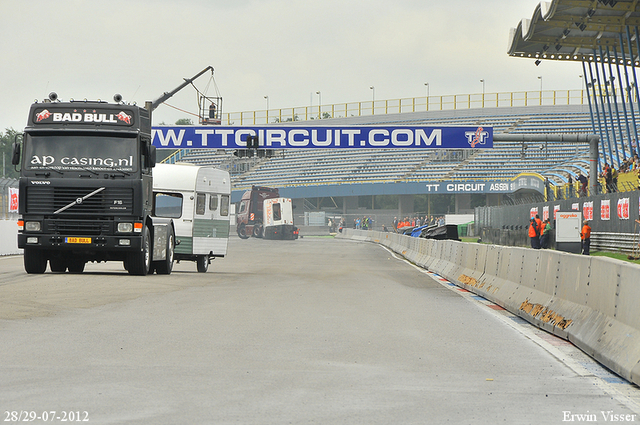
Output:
[{"left": 0, "top": 220, "right": 20, "bottom": 256}]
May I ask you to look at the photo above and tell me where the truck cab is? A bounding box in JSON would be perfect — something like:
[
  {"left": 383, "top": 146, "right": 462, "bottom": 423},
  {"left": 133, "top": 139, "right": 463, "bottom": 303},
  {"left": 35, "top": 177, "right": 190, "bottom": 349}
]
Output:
[
  {"left": 13, "top": 94, "right": 174, "bottom": 275},
  {"left": 235, "top": 186, "right": 279, "bottom": 239}
]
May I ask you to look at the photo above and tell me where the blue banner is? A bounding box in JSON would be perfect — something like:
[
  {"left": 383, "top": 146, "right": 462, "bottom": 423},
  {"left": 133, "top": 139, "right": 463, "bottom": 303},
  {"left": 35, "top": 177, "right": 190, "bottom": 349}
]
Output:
[{"left": 151, "top": 125, "right": 493, "bottom": 149}]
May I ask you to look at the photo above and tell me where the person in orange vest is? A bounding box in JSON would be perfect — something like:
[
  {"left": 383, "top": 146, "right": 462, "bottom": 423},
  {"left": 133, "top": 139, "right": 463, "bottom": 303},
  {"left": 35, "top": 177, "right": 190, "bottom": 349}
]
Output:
[
  {"left": 580, "top": 220, "right": 592, "bottom": 255},
  {"left": 535, "top": 214, "right": 543, "bottom": 236},
  {"left": 528, "top": 217, "right": 541, "bottom": 249}
]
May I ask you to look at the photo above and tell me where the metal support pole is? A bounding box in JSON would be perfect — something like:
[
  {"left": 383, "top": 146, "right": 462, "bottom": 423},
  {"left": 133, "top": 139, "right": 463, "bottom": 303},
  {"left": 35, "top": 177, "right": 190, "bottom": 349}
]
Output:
[
  {"left": 594, "top": 49, "right": 615, "bottom": 166},
  {"left": 607, "top": 46, "right": 627, "bottom": 161},
  {"left": 619, "top": 32, "right": 639, "bottom": 153},
  {"left": 582, "top": 60, "right": 598, "bottom": 139},
  {"left": 587, "top": 60, "right": 607, "bottom": 171},
  {"left": 632, "top": 26, "right": 640, "bottom": 156},
  {"left": 599, "top": 46, "right": 621, "bottom": 166},
  {"left": 589, "top": 135, "right": 600, "bottom": 196}
]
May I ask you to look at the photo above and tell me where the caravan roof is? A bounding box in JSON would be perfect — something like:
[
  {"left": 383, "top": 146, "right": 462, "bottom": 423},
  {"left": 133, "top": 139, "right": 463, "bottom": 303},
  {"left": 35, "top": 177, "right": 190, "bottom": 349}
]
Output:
[{"left": 153, "top": 163, "right": 230, "bottom": 194}]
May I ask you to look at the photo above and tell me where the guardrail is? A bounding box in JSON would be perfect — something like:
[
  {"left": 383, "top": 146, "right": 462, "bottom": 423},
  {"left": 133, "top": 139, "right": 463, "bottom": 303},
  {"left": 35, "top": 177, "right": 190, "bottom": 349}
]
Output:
[
  {"left": 592, "top": 232, "right": 640, "bottom": 254},
  {"left": 221, "top": 89, "right": 589, "bottom": 125},
  {"left": 337, "top": 228, "right": 640, "bottom": 386}
]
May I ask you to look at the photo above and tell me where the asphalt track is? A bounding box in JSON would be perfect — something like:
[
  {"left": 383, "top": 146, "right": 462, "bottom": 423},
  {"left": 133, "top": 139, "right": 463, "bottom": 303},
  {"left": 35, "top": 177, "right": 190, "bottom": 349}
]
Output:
[{"left": 1, "top": 236, "right": 640, "bottom": 424}]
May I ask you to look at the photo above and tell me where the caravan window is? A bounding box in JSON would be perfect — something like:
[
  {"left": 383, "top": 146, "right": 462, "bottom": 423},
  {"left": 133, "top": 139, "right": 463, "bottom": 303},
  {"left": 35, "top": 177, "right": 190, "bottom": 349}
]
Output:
[
  {"left": 195, "top": 193, "right": 206, "bottom": 215},
  {"left": 221, "top": 195, "right": 230, "bottom": 216},
  {"left": 153, "top": 192, "right": 183, "bottom": 218},
  {"left": 209, "top": 195, "right": 218, "bottom": 211}
]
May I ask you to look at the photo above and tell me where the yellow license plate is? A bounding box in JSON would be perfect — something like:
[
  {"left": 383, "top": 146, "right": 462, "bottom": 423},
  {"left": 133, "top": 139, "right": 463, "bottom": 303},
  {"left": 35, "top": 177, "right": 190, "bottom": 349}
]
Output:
[{"left": 65, "top": 237, "right": 92, "bottom": 244}]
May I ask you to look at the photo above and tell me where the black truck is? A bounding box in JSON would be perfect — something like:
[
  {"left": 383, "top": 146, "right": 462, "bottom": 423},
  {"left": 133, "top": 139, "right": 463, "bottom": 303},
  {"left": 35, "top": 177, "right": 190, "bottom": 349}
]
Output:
[{"left": 12, "top": 93, "right": 174, "bottom": 275}]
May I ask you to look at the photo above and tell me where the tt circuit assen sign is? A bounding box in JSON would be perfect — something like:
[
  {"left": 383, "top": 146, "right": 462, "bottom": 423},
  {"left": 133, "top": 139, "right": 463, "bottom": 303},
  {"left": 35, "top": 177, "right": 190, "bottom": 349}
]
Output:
[
  {"left": 151, "top": 125, "right": 493, "bottom": 149},
  {"left": 423, "top": 174, "right": 545, "bottom": 194}
]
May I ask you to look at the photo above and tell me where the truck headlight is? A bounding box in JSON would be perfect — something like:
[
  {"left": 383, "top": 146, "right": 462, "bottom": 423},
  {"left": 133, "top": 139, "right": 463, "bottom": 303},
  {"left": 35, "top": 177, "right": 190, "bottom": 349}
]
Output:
[
  {"left": 117, "top": 222, "right": 133, "bottom": 233},
  {"left": 25, "top": 221, "right": 41, "bottom": 232}
]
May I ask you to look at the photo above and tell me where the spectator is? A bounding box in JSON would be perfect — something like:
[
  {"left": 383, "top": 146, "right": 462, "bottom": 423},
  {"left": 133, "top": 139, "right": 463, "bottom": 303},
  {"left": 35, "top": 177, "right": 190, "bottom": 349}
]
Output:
[
  {"left": 602, "top": 163, "right": 613, "bottom": 193},
  {"left": 577, "top": 173, "right": 588, "bottom": 197},
  {"left": 580, "top": 220, "right": 592, "bottom": 255},
  {"left": 528, "top": 217, "right": 541, "bottom": 249},
  {"left": 535, "top": 214, "right": 543, "bottom": 241},
  {"left": 540, "top": 218, "right": 551, "bottom": 249},
  {"left": 567, "top": 175, "right": 574, "bottom": 198}
]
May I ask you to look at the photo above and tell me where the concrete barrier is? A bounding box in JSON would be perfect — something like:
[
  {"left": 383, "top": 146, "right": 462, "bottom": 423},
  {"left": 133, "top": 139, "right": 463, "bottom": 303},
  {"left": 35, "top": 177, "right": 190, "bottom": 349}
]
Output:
[
  {"left": 337, "top": 228, "right": 640, "bottom": 386},
  {"left": 0, "top": 220, "right": 20, "bottom": 256}
]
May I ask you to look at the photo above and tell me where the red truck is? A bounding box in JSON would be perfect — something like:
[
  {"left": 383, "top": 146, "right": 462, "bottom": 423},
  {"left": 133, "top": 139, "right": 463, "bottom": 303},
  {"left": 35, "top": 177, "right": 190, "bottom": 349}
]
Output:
[{"left": 235, "top": 186, "right": 279, "bottom": 239}]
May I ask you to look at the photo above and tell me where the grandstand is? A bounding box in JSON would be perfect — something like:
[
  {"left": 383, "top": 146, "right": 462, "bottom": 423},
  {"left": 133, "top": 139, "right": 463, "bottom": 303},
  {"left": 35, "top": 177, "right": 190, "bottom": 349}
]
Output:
[{"left": 165, "top": 103, "right": 597, "bottom": 196}]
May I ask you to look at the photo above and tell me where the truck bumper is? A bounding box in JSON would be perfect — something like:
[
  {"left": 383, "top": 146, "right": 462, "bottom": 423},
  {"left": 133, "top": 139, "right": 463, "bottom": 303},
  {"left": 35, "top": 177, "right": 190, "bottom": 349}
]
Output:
[
  {"left": 18, "top": 233, "right": 143, "bottom": 252},
  {"left": 264, "top": 225, "right": 298, "bottom": 240}
]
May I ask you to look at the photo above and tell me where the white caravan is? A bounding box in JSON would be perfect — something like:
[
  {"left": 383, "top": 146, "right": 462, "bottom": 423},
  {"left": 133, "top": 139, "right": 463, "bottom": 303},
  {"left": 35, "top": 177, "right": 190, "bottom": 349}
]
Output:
[{"left": 152, "top": 163, "right": 231, "bottom": 272}]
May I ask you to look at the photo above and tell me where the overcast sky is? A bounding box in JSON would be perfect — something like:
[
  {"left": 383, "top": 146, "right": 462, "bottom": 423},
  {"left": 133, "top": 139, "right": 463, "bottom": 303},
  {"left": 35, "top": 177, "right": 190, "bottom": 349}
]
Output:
[{"left": 0, "top": 0, "right": 582, "bottom": 130}]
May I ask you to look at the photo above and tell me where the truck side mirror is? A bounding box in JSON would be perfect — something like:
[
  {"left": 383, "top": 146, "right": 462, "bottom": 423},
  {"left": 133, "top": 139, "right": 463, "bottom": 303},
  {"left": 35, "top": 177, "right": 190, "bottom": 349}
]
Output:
[
  {"left": 148, "top": 145, "right": 157, "bottom": 168},
  {"left": 11, "top": 140, "right": 20, "bottom": 166}
]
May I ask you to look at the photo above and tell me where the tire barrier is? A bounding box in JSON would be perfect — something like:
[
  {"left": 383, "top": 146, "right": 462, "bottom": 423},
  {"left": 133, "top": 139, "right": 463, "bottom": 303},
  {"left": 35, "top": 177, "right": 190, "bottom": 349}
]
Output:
[{"left": 338, "top": 229, "right": 640, "bottom": 386}]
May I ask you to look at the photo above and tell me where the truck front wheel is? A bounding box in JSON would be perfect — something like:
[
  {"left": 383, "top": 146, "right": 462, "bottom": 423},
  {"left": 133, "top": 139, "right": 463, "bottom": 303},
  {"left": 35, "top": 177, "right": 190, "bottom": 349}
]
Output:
[
  {"left": 154, "top": 227, "right": 175, "bottom": 275},
  {"left": 68, "top": 260, "right": 85, "bottom": 274},
  {"left": 237, "top": 224, "right": 250, "bottom": 239},
  {"left": 24, "top": 248, "right": 47, "bottom": 274},
  {"left": 128, "top": 225, "right": 151, "bottom": 276},
  {"left": 49, "top": 258, "right": 67, "bottom": 273}
]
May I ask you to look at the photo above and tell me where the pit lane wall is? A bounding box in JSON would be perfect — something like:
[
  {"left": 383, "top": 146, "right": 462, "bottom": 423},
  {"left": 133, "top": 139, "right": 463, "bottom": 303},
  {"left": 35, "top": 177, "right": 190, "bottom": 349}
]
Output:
[
  {"left": 337, "top": 229, "right": 640, "bottom": 386},
  {"left": 0, "top": 220, "right": 20, "bottom": 256}
]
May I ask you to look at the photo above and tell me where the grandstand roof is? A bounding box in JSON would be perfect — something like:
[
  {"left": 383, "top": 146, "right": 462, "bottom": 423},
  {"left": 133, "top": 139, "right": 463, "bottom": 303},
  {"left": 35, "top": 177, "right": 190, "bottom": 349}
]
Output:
[{"left": 508, "top": 0, "right": 640, "bottom": 64}]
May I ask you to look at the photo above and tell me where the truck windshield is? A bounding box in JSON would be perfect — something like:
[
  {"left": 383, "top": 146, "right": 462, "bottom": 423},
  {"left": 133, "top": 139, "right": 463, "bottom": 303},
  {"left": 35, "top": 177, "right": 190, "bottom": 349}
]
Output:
[{"left": 24, "top": 134, "right": 138, "bottom": 172}]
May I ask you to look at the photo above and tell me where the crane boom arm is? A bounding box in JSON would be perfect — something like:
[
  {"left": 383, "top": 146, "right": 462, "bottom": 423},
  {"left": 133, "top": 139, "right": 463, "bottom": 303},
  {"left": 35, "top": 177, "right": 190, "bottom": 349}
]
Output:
[{"left": 148, "top": 66, "right": 214, "bottom": 112}]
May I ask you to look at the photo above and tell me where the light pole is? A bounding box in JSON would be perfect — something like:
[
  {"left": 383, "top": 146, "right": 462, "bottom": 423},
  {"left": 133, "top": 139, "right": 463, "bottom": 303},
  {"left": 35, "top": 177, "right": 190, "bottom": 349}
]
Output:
[
  {"left": 264, "top": 95, "right": 269, "bottom": 123},
  {"left": 424, "top": 82, "right": 429, "bottom": 111},
  {"left": 538, "top": 76, "right": 543, "bottom": 105},
  {"left": 316, "top": 91, "right": 321, "bottom": 119},
  {"left": 480, "top": 79, "right": 485, "bottom": 107},
  {"left": 370, "top": 86, "right": 375, "bottom": 114}
]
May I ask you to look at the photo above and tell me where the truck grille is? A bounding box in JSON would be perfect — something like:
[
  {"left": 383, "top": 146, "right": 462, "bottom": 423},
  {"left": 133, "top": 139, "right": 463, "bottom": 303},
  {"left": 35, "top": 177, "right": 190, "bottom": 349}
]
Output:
[
  {"left": 47, "top": 219, "right": 111, "bottom": 236},
  {"left": 26, "top": 186, "right": 134, "bottom": 215}
]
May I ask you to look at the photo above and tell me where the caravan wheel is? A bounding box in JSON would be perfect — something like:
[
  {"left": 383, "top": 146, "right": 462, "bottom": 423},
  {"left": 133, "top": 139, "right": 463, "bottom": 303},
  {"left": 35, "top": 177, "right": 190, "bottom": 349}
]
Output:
[{"left": 197, "top": 255, "right": 209, "bottom": 273}]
